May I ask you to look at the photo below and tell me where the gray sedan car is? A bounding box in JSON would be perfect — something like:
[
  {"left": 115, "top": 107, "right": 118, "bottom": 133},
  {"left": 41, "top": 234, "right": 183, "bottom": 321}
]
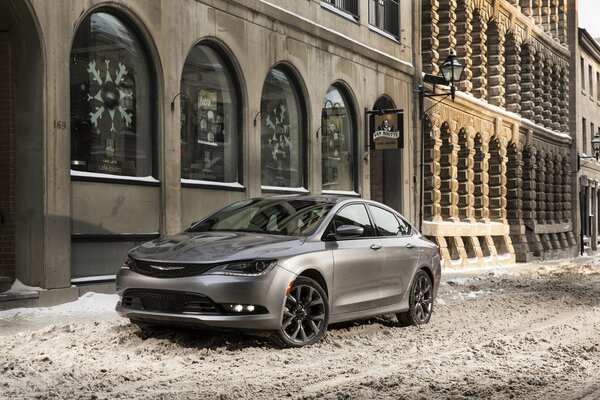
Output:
[{"left": 116, "top": 196, "right": 441, "bottom": 347}]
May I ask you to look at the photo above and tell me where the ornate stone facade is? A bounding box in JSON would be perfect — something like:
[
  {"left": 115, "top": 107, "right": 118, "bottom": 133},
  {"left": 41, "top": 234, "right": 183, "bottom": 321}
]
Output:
[{"left": 421, "top": 0, "right": 576, "bottom": 266}]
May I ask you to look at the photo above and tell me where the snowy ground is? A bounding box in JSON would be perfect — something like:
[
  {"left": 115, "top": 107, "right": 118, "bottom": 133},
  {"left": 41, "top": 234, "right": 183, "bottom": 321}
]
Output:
[{"left": 1, "top": 259, "right": 600, "bottom": 399}]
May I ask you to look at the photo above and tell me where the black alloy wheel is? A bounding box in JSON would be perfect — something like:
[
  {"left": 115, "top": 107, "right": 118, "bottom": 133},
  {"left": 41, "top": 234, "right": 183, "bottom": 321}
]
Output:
[
  {"left": 274, "top": 277, "right": 329, "bottom": 347},
  {"left": 397, "top": 270, "right": 433, "bottom": 326}
]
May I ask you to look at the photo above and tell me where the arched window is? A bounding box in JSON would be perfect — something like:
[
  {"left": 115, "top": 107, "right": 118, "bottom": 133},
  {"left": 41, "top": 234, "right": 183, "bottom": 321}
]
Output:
[
  {"left": 260, "top": 67, "right": 305, "bottom": 189},
  {"left": 180, "top": 43, "right": 240, "bottom": 183},
  {"left": 321, "top": 85, "right": 355, "bottom": 192},
  {"left": 70, "top": 12, "right": 154, "bottom": 178}
]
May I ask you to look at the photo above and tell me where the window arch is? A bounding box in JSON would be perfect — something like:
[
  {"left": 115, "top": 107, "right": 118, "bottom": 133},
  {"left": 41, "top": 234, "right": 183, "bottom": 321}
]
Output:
[
  {"left": 260, "top": 66, "right": 306, "bottom": 189},
  {"left": 180, "top": 42, "right": 241, "bottom": 183},
  {"left": 70, "top": 11, "right": 154, "bottom": 178},
  {"left": 321, "top": 85, "right": 356, "bottom": 192}
]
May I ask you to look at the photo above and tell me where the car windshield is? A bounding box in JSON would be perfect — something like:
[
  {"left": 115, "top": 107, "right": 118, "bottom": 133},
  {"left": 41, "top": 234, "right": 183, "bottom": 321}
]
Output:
[{"left": 188, "top": 198, "right": 334, "bottom": 237}]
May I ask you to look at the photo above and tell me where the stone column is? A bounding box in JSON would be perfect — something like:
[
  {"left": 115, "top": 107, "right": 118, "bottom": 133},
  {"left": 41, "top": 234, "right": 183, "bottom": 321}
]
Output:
[
  {"left": 521, "top": 0, "right": 533, "bottom": 17},
  {"left": 455, "top": 2, "right": 473, "bottom": 93},
  {"left": 533, "top": 50, "right": 545, "bottom": 125},
  {"left": 504, "top": 34, "right": 522, "bottom": 114},
  {"left": 439, "top": 121, "right": 460, "bottom": 222},
  {"left": 422, "top": 0, "right": 440, "bottom": 75},
  {"left": 457, "top": 127, "right": 475, "bottom": 222},
  {"left": 559, "top": 66, "right": 569, "bottom": 132},
  {"left": 520, "top": 43, "right": 535, "bottom": 120},
  {"left": 558, "top": 0, "right": 567, "bottom": 45},
  {"left": 542, "top": 59, "right": 554, "bottom": 128},
  {"left": 437, "top": 0, "right": 457, "bottom": 62},
  {"left": 545, "top": 154, "right": 555, "bottom": 223},
  {"left": 533, "top": 0, "right": 542, "bottom": 25},
  {"left": 471, "top": 10, "right": 488, "bottom": 100},
  {"left": 550, "top": 0, "right": 559, "bottom": 40},
  {"left": 424, "top": 114, "right": 443, "bottom": 222},
  {"left": 523, "top": 145, "right": 542, "bottom": 254},
  {"left": 487, "top": 21, "right": 506, "bottom": 108},
  {"left": 536, "top": 152, "right": 546, "bottom": 223},
  {"left": 551, "top": 64, "right": 561, "bottom": 131}
]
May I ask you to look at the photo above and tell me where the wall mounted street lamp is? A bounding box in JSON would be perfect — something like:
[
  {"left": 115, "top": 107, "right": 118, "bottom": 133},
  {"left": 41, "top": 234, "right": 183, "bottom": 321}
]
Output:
[
  {"left": 577, "top": 132, "right": 600, "bottom": 171},
  {"left": 418, "top": 51, "right": 466, "bottom": 230},
  {"left": 419, "top": 51, "right": 466, "bottom": 116}
]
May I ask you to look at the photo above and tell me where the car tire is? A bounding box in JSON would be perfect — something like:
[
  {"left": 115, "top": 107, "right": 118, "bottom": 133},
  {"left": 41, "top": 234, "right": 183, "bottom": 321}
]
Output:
[
  {"left": 397, "top": 270, "right": 434, "bottom": 326},
  {"left": 271, "top": 276, "right": 329, "bottom": 347}
]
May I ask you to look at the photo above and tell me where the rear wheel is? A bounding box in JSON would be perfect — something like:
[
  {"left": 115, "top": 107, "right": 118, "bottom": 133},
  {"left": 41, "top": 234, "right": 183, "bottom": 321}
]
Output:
[
  {"left": 397, "top": 270, "right": 433, "bottom": 326},
  {"left": 272, "top": 277, "right": 329, "bottom": 347}
]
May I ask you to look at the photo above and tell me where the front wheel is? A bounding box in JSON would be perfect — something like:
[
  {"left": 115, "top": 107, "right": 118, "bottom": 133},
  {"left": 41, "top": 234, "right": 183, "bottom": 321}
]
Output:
[
  {"left": 397, "top": 270, "right": 434, "bottom": 326},
  {"left": 272, "top": 277, "right": 329, "bottom": 347}
]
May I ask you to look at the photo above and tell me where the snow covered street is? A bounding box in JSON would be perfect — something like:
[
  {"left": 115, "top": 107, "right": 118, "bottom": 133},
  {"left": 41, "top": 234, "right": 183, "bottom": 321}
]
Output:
[{"left": 1, "top": 259, "right": 600, "bottom": 399}]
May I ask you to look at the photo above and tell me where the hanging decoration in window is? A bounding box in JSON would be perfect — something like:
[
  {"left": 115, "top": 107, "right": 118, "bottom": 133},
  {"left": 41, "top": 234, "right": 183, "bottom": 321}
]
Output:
[{"left": 70, "top": 12, "right": 153, "bottom": 178}]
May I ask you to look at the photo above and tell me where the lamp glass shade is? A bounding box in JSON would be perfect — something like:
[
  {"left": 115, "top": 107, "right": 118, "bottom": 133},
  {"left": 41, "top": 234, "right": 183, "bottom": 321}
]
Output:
[
  {"left": 592, "top": 134, "right": 600, "bottom": 152},
  {"left": 441, "top": 56, "right": 465, "bottom": 83}
]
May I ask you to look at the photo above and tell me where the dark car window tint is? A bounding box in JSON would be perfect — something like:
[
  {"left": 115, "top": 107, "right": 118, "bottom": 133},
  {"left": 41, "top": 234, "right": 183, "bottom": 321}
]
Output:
[
  {"left": 369, "top": 206, "right": 411, "bottom": 237},
  {"left": 189, "top": 199, "right": 333, "bottom": 237},
  {"left": 332, "top": 204, "right": 375, "bottom": 238},
  {"left": 396, "top": 216, "right": 412, "bottom": 236}
]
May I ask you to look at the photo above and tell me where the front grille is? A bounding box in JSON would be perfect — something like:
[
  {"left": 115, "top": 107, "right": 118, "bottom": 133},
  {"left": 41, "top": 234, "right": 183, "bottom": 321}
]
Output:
[
  {"left": 122, "top": 289, "right": 220, "bottom": 315},
  {"left": 130, "top": 258, "right": 217, "bottom": 278}
]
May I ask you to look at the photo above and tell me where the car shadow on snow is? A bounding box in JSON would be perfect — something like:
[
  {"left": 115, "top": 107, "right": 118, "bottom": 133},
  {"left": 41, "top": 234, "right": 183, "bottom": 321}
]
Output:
[{"left": 119, "top": 313, "right": 405, "bottom": 350}]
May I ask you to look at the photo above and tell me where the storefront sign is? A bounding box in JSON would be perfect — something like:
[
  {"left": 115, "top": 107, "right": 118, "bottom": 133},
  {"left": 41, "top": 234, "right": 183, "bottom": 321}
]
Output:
[{"left": 368, "top": 111, "right": 404, "bottom": 150}]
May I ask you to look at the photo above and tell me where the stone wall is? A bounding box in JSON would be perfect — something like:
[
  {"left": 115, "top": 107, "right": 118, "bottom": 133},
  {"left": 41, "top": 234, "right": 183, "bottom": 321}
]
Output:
[{"left": 421, "top": 0, "right": 576, "bottom": 266}]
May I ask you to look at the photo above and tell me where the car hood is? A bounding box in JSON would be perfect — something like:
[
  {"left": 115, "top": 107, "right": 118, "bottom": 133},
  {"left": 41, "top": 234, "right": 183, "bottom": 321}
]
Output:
[{"left": 129, "top": 231, "right": 307, "bottom": 263}]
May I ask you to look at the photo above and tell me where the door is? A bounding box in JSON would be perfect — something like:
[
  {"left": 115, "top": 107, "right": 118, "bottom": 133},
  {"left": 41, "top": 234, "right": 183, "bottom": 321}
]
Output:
[
  {"left": 368, "top": 205, "right": 420, "bottom": 306},
  {"left": 0, "top": 31, "right": 16, "bottom": 282},
  {"left": 329, "top": 203, "right": 384, "bottom": 315}
]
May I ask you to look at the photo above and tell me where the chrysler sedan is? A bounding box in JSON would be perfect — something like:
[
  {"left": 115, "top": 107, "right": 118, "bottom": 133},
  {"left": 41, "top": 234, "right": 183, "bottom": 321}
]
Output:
[{"left": 116, "top": 196, "right": 441, "bottom": 347}]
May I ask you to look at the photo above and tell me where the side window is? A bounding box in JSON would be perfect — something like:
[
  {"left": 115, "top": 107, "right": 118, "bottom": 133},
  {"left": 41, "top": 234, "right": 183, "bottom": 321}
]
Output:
[
  {"left": 332, "top": 204, "right": 375, "bottom": 238},
  {"left": 369, "top": 205, "right": 411, "bottom": 237},
  {"left": 396, "top": 216, "right": 412, "bottom": 236}
]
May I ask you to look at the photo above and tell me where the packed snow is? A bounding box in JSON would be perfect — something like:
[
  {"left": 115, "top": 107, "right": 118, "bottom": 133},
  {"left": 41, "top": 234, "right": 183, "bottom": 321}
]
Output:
[{"left": 1, "top": 259, "right": 599, "bottom": 399}]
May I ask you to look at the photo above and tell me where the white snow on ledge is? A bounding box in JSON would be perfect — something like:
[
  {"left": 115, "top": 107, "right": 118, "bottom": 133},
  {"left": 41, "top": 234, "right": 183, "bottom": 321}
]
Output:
[
  {"left": 4, "top": 279, "right": 43, "bottom": 294},
  {"left": 71, "top": 170, "right": 160, "bottom": 184}
]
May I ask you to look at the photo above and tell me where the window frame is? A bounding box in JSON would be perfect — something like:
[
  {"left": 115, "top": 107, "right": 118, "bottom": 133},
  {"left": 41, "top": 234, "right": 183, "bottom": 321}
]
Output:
[
  {"left": 179, "top": 41, "right": 244, "bottom": 188},
  {"left": 324, "top": 202, "right": 377, "bottom": 240},
  {"left": 69, "top": 9, "right": 159, "bottom": 183},
  {"left": 321, "top": 83, "right": 359, "bottom": 195},
  {"left": 367, "top": 204, "right": 413, "bottom": 238},
  {"left": 259, "top": 65, "right": 309, "bottom": 193},
  {"left": 367, "top": 0, "right": 400, "bottom": 41}
]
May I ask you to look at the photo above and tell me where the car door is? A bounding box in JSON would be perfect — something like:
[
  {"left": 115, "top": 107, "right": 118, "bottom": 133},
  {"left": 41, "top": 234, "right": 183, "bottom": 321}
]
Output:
[
  {"left": 368, "top": 205, "right": 420, "bottom": 307},
  {"left": 328, "top": 203, "right": 384, "bottom": 315}
]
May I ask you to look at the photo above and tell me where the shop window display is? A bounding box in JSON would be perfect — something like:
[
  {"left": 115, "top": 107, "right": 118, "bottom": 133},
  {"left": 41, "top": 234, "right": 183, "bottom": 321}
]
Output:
[
  {"left": 180, "top": 44, "right": 240, "bottom": 183},
  {"left": 70, "top": 12, "right": 153, "bottom": 177},
  {"left": 321, "top": 86, "right": 355, "bottom": 192},
  {"left": 260, "top": 67, "right": 305, "bottom": 189}
]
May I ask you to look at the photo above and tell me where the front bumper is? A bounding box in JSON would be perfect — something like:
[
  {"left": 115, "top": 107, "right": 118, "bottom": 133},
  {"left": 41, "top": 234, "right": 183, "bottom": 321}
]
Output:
[{"left": 115, "top": 266, "right": 297, "bottom": 331}]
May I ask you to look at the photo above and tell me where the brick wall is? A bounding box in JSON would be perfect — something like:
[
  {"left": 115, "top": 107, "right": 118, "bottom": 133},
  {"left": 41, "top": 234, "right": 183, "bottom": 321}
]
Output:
[{"left": 0, "top": 31, "right": 16, "bottom": 279}]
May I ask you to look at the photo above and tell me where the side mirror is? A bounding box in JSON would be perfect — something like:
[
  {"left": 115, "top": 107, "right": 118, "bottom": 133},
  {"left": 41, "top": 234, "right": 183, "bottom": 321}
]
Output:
[{"left": 333, "top": 225, "right": 364, "bottom": 238}]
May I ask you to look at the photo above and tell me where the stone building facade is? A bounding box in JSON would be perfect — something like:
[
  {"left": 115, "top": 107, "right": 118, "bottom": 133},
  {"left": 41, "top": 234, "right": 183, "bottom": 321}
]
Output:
[
  {"left": 420, "top": 0, "right": 577, "bottom": 266},
  {"left": 576, "top": 28, "right": 600, "bottom": 254},
  {"left": 0, "top": 0, "right": 418, "bottom": 294}
]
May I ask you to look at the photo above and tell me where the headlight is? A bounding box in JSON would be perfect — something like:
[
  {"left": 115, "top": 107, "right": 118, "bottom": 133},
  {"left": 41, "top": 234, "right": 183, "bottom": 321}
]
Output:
[
  {"left": 209, "top": 259, "right": 278, "bottom": 277},
  {"left": 122, "top": 255, "right": 135, "bottom": 270}
]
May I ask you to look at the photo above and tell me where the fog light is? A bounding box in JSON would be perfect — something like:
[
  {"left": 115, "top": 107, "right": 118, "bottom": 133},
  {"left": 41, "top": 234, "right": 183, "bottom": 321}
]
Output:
[{"left": 222, "top": 304, "right": 267, "bottom": 314}]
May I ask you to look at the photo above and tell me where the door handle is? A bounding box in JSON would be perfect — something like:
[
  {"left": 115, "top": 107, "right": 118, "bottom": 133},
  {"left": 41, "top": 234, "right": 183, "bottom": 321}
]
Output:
[
  {"left": 406, "top": 243, "right": 415, "bottom": 249},
  {"left": 370, "top": 244, "right": 382, "bottom": 250}
]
